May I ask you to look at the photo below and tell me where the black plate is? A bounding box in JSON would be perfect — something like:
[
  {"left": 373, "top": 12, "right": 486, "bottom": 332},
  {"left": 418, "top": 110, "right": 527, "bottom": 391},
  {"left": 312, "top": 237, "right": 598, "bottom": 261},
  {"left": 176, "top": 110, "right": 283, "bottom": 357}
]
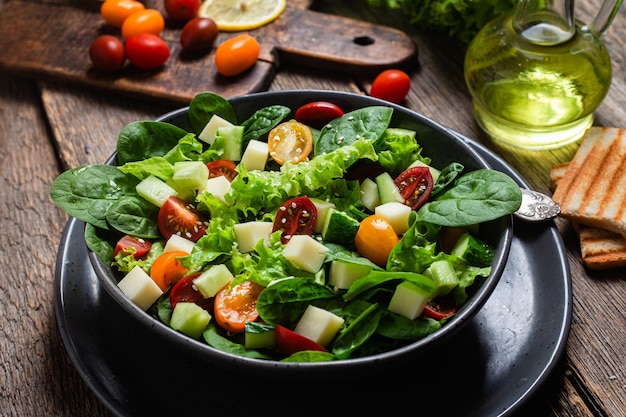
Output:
[{"left": 54, "top": 141, "right": 571, "bottom": 417}]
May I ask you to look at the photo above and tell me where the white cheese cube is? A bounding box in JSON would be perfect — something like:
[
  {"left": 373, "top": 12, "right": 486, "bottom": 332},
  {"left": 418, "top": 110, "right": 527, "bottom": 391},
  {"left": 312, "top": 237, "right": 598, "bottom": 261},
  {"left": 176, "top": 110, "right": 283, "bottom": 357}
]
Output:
[
  {"left": 282, "top": 235, "right": 328, "bottom": 273},
  {"left": 192, "top": 264, "right": 233, "bottom": 298},
  {"left": 241, "top": 139, "right": 269, "bottom": 171},
  {"left": 388, "top": 281, "right": 430, "bottom": 320},
  {"left": 360, "top": 178, "right": 381, "bottom": 211},
  {"left": 328, "top": 260, "right": 372, "bottom": 290},
  {"left": 117, "top": 265, "right": 163, "bottom": 311},
  {"left": 294, "top": 305, "right": 345, "bottom": 347},
  {"left": 163, "top": 234, "right": 195, "bottom": 254},
  {"left": 375, "top": 201, "right": 412, "bottom": 234},
  {"left": 202, "top": 175, "right": 231, "bottom": 203},
  {"left": 198, "top": 114, "right": 234, "bottom": 145},
  {"left": 234, "top": 221, "right": 273, "bottom": 253}
]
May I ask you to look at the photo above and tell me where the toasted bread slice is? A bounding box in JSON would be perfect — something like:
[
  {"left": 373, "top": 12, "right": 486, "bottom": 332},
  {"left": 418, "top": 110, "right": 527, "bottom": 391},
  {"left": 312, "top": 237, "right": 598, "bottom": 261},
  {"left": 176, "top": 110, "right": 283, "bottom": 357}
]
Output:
[
  {"left": 551, "top": 159, "right": 626, "bottom": 270},
  {"left": 552, "top": 127, "right": 626, "bottom": 239}
]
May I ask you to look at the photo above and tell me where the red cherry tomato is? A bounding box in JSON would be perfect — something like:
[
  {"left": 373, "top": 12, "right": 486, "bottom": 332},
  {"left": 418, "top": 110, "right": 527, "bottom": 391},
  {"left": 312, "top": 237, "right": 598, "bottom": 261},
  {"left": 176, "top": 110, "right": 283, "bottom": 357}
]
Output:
[
  {"left": 125, "top": 33, "right": 170, "bottom": 70},
  {"left": 394, "top": 166, "right": 434, "bottom": 211},
  {"left": 206, "top": 159, "right": 238, "bottom": 181},
  {"left": 274, "top": 324, "right": 328, "bottom": 356},
  {"left": 113, "top": 234, "right": 152, "bottom": 258},
  {"left": 157, "top": 196, "right": 208, "bottom": 241},
  {"left": 370, "top": 69, "right": 411, "bottom": 104},
  {"left": 89, "top": 35, "right": 125, "bottom": 72},
  {"left": 180, "top": 17, "right": 219, "bottom": 53},
  {"left": 170, "top": 273, "right": 214, "bottom": 312},
  {"left": 272, "top": 196, "right": 318, "bottom": 244},
  {"left": 214, "top": 280, "right": 264, "bottom": 334},
  {"left": 164, "top": 0, "right": 201, "bottom": 21},
  {"left": 422, "top": 296, "right": 457, "bottom": 320},
  {"left": 294, "top": 101, "right": 344, "bottom": 129},
  {"left": 121, "top": 9, "right": 165, "bottom": 39},
  {"left": 100, "top": 0, "right": 145, "bottom": 27},
  {"left": 214, "top": 34, "right": 260, "bottom": 77}
]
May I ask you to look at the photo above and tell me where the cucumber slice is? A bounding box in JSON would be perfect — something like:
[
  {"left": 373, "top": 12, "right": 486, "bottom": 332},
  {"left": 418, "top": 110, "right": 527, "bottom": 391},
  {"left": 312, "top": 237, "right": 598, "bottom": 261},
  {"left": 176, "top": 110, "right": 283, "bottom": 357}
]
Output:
[
  {"left": 172, "top": 161, "right": 209, "bottom": 191},
  {"left": 321, "top": 208, "right": 360, "bottom": 246},
  {"left": 170, "top": 302, "right": 211, "bottom": 339},
  {"left": 424, "top": 259, "right": 459, "bottom": 296},
  {"left": 375, "top": 172, "right": 403, "bottom": 204},
  {"left": 136, "top": 175, "right": 178, "bottom": 207},
  {"left": 245, "top": 322, "right": 276, "bottom": 349},
  {"left": 451, "top": 232, "right": 495, "bottom": 267},
  {"left": 217, "top": 125, "right": 244, "bottom": 162}
]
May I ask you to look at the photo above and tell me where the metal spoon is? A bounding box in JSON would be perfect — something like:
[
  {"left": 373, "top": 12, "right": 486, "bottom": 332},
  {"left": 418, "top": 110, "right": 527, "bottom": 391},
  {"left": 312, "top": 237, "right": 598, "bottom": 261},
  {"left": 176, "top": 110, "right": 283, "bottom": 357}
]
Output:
[{"left": 515, "top": 188, "right": 561, "bottom": 222}]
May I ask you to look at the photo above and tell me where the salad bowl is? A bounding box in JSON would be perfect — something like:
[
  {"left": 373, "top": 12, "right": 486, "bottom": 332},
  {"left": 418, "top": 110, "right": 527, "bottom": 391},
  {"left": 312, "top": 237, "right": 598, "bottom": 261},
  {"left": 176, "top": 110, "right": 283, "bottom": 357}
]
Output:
[{"left": 83, "top": 90, "right": 515, "bottom": 380}]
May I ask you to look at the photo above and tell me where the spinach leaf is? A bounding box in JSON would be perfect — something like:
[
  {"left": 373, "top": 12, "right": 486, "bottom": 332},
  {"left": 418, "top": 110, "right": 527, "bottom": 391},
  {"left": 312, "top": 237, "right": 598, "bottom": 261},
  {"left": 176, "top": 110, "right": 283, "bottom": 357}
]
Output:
[
  {"left": 343, "top": 270, "right": 436, "bottom": 302},
  {"left": 332, "top": 301, "right": 383, "bottom": 360},
  {"left": 84, "top": 223, "right": 116, "bottom": 263},
  {"left": 188, "top": 91, "right": 238, "bottom": 134},
  {"left": 314, "top": 106, "right": 393, "bottom": 156},
  {"left": 117, "top": 121, "right": 189, "bottom": 164},
  {"left": 376, "top": 313, "right": 441, "bottom": 341},
  {"left": 105, "top": 196, "right": 160, "bottom": 238},
  {"left": 241, "top": 105, "right": 291, "bottom": 147},
  {"left": 431, "top": 162, "right": 464, "bottom": 197},
  {"left": 203, "top": 324, "right": 273, "bottom": 359},
  {"left": 416, "top": 169, "right": 522, "bottom": 226}
]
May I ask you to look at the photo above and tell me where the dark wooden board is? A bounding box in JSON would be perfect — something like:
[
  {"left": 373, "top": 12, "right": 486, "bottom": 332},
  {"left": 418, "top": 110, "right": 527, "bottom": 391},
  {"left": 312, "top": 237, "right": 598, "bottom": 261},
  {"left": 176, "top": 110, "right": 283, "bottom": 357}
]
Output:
[{"left": 0, "top": 0, "right": 417, "bottom": 104}]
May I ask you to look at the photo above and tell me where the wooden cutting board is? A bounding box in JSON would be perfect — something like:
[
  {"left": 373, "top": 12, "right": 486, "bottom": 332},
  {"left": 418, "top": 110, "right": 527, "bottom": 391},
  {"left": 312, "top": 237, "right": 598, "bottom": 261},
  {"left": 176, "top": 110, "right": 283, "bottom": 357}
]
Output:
[{"left": 0, "top": 0, "right": 417, "bottom": 104}]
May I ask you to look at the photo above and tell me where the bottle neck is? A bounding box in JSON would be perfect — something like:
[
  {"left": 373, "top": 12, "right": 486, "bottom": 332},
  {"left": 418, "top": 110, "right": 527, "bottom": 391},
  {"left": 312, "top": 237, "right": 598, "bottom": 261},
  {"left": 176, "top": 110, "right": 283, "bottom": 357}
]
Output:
[{"left": 513, "top": 0, "right": 576, "bottom": 45}]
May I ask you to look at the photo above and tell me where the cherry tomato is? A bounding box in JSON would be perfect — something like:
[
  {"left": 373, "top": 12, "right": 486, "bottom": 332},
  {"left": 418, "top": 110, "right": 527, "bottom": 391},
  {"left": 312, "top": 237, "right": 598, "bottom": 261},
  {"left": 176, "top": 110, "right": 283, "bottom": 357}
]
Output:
[
  {"left": 345, "top": 161, "right": 388, "bottom": 182},
  {"left": 422, "top": 295, "right": 457, "bottom": 320},
  {"left": 267, "top": 121, "right": 313, "bottom": 165},
  {"left": 180, "top": 17, "right": 219, "bottom": 53},
  {"left": 294, "top": 101, "right": 344, "bottom": 129},
  {"left": 394, "top": 166, "right": 434, "bottom": 211},
  {"left": 113, "top": 235, "right": 152, "bottom": 258},
  {"left": 274, "top": 324, "right": 327, "bottom": 356},
  {"left": 272, "top": 196, "right": 318, "bottom": 244},
  {"left": 214, "top": 34, "right": 260, "bottom": 77},
  {"left": 164, "top": 0, "right": 201, "bottom": 21},
  {"left": 157, "top": 196, "right": 208, "bottom": 241},
  {"left": 170, "top": 273, "right": 214, "bottom": 312},
  {"left": 125, "top": 33, "right": 170, "bottom": 70},
  {"left": 206, "top": 159, "right": 238, "bottom": 181},
  {"left": 150, "top": 250, "right": 189, "bottom": 291},
  {"left": 88, "top": 35, "right": 125, "bottom": 72},
  {"left": 370, "top": 69, "right": 411, "bottom": 104},
  {"left": 214, "top": 280, "right": 264, "bottom": 334},
  {"left": 100, "top": 0, "right": 145, "bottom": 27},
  {"left": 121, "top": 9, "right": 165, "bottom": 39},
  {"left": 354, "top": 215, "right": 399, "bottom": 267}
]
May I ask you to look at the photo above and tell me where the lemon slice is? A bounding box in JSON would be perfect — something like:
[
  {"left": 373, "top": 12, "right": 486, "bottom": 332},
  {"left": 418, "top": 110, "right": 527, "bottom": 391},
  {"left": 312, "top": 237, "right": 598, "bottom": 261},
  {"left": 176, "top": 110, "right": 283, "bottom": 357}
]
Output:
[{"left": 198, "top": 0, "right": 286, "bottom": 31}]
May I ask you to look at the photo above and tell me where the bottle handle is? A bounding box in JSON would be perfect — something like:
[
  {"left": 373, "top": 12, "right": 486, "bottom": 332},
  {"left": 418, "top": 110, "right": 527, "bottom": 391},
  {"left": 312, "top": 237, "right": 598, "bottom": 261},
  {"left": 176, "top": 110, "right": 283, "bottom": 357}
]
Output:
[{"left": 588, "top": 0, "right": 624, "bottom": 38}]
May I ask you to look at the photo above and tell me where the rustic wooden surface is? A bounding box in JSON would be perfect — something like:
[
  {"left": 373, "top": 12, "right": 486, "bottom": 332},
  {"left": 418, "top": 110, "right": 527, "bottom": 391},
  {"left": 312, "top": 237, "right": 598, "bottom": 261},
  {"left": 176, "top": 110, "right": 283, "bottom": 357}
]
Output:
[
  {"left": 0, "top": 0, "right": 416, "bottom": 102},
  {"left": 1, "top": 0, "right": 625, "bottom": 416}
]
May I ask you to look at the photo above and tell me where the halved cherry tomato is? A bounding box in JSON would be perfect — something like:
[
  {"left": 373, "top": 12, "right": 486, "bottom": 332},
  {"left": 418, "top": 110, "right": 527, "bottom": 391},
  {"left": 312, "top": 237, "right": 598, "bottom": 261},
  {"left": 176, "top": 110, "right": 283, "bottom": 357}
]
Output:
[
  {"left": 394, "top": 166, "right": 434, "bottom": 211},
  {"left": 267, "top": 121, "right": 313, "bottom": 165},
  {"left": 121, "top": 9, "right": 165, "bottom": 39},
  {"left": 100, "top": 0, "right": 145, "bottom": 27},
  {"left": 157, "top": 196, "right": 208, "bottom": 242},
  {"left": 125, "top": 33, "right": 170, "bottom": 70},
  {"left": 272, "top": 196, "right": 318, "bottom": 244},
  {"left": 113, "top": 234, "right": 152, "bottom": 258},
  {"left": 354, "top": 215, "right": 399, "bottom": 267},
  {"left": 345, "top": 160, "right": 388, "bottom": 182},
  {"left": 214, "top": 34, "right": 260, "bottom": 77},
  {"left": 274, "top": 324, "right": 328, "bottom": 356},
  {"left": 89, "top": 35, "right": 125, "bottom": 72},
  {"left": 294, "top": 101, "right": 344, "bottom": 129},
  {"left": 180, "top": 17, "right": 219, "bottom": 53},
  {"left": 206, "top": 159, "right": 238, "bottom": 181},
  {"left": 164, "top": 0, "right": 200, "bottom": 21},
  {"left": 214, "top": 280, "right": 264, "bottom": 333},
  {"left": 422, "top": 295, "right": 457, "bottom": 320},
  {"left": 370, "top": 69, "right": 411, "bottom": 104},
  {"left": 170, "top": 273, "right": 214, "bottom": 312},
  {"left": 150, "top": 250, "right": 189, "bottom": 291}
]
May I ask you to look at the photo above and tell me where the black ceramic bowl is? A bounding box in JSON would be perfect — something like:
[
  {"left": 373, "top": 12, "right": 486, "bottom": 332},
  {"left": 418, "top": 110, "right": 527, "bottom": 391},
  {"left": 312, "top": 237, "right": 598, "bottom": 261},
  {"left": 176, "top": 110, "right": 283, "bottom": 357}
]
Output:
[{"left": 89, "top": 90, "right": 513, "bottom": 380}]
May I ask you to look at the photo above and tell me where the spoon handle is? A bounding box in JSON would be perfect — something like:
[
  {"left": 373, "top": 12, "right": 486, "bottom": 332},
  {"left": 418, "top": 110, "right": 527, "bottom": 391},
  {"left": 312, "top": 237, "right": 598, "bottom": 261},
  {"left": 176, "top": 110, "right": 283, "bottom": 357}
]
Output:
[{"left": 515, "top": 189, "right": 561, "bottom": 222}]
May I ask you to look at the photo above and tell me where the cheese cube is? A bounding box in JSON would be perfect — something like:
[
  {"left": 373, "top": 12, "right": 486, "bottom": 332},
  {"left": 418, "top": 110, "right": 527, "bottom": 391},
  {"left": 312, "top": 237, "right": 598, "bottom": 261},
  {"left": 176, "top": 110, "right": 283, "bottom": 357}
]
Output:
[
  {"left": 117, "top": 265, "right": 163, "bottom": 311},
  {"left": 163, "top": 234, "right": 195, "bottom": 254},
  {"left": 202, "top": 175, "right": 231, "bottom": 203},
  {"left": 234, "top": 221, "right": 273, "bottom": 253},
  {"left": 375, "top": 201, "right": 412, "bottom": 234},
  {"left": 360, "top": 178, "right": 381, "bottom": 211},
  {"left": 241, "top": 140, "right": 269, "bottom": 171},
  {"left": 198, "top": 114, "right": 234, "bottom": 145},
  {"left": 282, "top": 235, "right": 328, "bottom": 273},
  {"left": 294, "top": 305, "right": 345, "bottom": 347}
]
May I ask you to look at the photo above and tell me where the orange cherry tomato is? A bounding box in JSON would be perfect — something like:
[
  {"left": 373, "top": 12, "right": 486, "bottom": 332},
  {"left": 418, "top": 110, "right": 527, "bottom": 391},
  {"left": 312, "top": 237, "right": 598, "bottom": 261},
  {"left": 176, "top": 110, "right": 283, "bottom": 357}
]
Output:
[
  {"left": 121, "top": 9, "right": 165, "bottom": 39},
  {"left": 354, "top": 215, "right": 400, "bottom": 267},
  {"left": 267, "top": 121, "right": 313, "bottom": 165},
  {"left": 100, "top": 0, "right": 145, "bottom": 27},
  {"left": 214, "top": 34, "right": 260, "bottom": 77},
  {"left": 149, "top": 250, "right": 189, "bottom": 292},
  {"left": 214, "top": 280, "right": 264, "bottom": 334}
]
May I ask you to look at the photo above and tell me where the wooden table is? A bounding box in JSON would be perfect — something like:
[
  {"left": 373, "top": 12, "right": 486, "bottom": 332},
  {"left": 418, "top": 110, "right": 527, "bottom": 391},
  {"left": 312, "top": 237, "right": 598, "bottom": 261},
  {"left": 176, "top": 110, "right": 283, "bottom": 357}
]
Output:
[{"left": 1, "top": 0, "right": 624, "bottom": 416}]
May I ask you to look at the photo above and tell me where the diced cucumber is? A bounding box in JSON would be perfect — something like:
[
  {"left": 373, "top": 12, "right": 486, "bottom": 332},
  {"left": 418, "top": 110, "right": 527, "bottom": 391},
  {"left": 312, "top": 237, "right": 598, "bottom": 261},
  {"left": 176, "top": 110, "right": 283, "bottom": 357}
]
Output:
[
  {"left": 375, "top": 172, "right": 403, "bottom": 204},
  {"left": 136, "top": 175, "right": 178, "bottom": 207},
  {"left": 321, "top": 208, "right": 360, "bottom": 246},
  {"left": 451, "top": 232, "right": 495, "bottom": 267},
  {"left": 359, "top": 178, "right": 381, "bottom": 211},
  {"left": 388, "top": 281, "right": 430, "bottom": 320},
  {"left": 245, "top": 322, "right": 276, "bottom": 349},
  {"left": 409, "top": 160, "right": 441, "bottom": 182},
  {"left": 198, "top": 114, "right": 234, "bottom": 145},
  {"left": 328, "top": 260, "right": 371, "bottom": 290},
  {"left": 217, "top": 125, "right": 244, "bottom": 162},
  {"left": 374, "top": 201, "right": 412, "bottom": 234},
  {"left": 170, "top": 302, "right": 211, "bottom": 339},
  {"left": 192, "top": 264, "right": 233, "bottom": 298},
  {"left": 309, "top": 198, "right": 336, "bottom": 233},
  {"left": 424, "top": 259, "right": 459, "bottom": 296},
  {"left": 172, "top": 161, "right": 209, "bottom": 191}
]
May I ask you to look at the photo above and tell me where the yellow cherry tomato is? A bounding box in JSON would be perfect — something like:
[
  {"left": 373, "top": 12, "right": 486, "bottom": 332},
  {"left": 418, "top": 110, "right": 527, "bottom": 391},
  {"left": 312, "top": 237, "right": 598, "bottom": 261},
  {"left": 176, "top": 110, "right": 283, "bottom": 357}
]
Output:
[
  {"left": 100, "top": 0, "right": 145, "bottom": 27},
  {"left": 267, "top": 121, "right": 313, "bottom": 165},
  {"left": 121, "top": 9, "right": 165, "bottom": 39},
  {"left": 354, "top": 215, "right": 400, "bottom": 267}
]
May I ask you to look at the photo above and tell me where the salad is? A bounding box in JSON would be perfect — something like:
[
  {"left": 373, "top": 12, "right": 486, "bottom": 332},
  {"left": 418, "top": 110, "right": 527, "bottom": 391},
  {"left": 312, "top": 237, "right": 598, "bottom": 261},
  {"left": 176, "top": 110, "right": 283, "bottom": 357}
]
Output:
[{"left": 50, "top": 92, "right": 522, "bottom": 362}]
